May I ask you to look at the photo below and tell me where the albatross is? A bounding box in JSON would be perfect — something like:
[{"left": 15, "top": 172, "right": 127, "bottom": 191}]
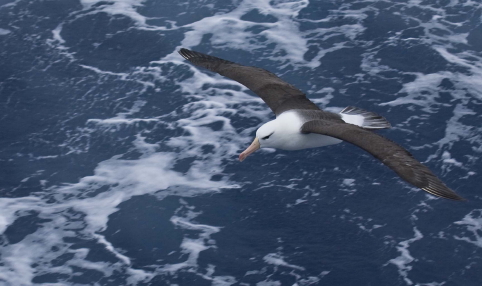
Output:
[{"left": 178, "top": 48, "right": 464, "bottom": 201}]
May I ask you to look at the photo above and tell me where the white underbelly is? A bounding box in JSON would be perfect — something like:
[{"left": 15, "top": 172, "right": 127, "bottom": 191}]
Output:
[
  {"left": 280, "top": 133, "right": 342, "bottom": 150},
  {"left": 272, "top": 111, "right": 343, "bottom": 150}
]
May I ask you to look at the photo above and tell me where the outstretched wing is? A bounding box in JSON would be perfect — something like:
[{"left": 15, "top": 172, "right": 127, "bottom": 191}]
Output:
[
  {"left": 301, "top": 120, "right": 464, "bottom": 201},
  {"left": 179, "top": 48, "right": 320, "bottom": 115}
]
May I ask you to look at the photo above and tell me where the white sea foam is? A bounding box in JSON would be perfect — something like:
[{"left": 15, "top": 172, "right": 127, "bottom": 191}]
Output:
[
  {"left": 339, "top": 208, "right": 385, "bottom": 233},
  {"left": 0, "top": 28, "right": 10, "bottom": 35},
  {"left": 176, "top": 0, "right": 311, "bottom": 65},
  {"left": 441, "top": 151, "right": 463, "bottom": 167},
  {"left": 425, "top": 103, "right": 478, "bottom": 170},
  {"left": 0, "top": 0, "right": 19, "bottom": 9},
  {"left": 454, "top": 209, "right": 482, "bottom": 248},
  {"left": 263, "top": 253, "right": 305, "bottom": 271},
  {"left": 80, "top": 64, "right": 130, "bottom": 78},
  {"left": 341, "top": 178, "right": 356, "bottom": 195},
  {"left": 342, "top": 178, "right": 355, "bottom": 187},
  {"left": 0, "top": 197, "right": 43, "bottom": 234},
  {"left": 387, "top": 227, "right": 423, "bottom": 285},
  {"left": 86, "top": 99, "right": 159, "bottom": 125},
  {"left": 51, "top": 25, "right": 64, "bottom": 44},
  {"left": 380, "top": 72, "right": 454, "bottom": 110},
  {"left": 0, "top": 17, "right": 273, "bottom": 281},
  {"left": 164, "top": 207, "right": 220, "bottom": 273},
  {"left": 79, "top": 0, "right": 148, "bottom": 26},
  {"left": 0, "top": 141, "right": 229, "bottom": 284},
  {"left": 0, "top": 69, "right": 245, "bottom": 281},
  {"left": 200, "top": 264, "right": 237, "bottom": 286},
  {"left": 374, "top": 0, "right": 482, "bottom": 176}
]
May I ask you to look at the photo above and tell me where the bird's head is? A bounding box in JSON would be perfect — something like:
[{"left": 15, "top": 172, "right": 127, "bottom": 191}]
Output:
[{"left": 239, "top": 121, "right": 278, "bottom": 162}]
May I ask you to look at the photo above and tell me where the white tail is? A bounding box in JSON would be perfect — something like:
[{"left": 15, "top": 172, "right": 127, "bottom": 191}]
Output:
[{"left": 340, "top": 106, "right": 391, "bottom": 129}]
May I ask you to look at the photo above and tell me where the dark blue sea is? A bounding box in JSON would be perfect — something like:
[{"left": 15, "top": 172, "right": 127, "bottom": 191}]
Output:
[{"left": 1, "top": 0, "right": 482, "bottom": 285}]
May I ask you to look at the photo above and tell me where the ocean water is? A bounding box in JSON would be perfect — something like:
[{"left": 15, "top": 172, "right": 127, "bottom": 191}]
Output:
[{"left": 1, "top": 0, "right": 481, "bottom": 285}]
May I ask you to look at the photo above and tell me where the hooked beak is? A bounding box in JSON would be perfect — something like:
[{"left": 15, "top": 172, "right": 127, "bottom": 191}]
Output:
[{"left": 239, "top": 137, "right": 260, "bottom": 162}]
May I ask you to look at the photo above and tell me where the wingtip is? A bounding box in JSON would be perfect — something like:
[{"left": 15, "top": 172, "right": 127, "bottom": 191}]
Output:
[
  {"left": 177, "top": 48, "right": 235, "bottom": 70},
  {"left": 448, "top": 194, "right": 467, "bottom": 202},
  {"left": 178, "top": 48, "right": 191, "bottom": 60},
  {"left": 445, "top": 194, "right": 467, "bottom": 202},
  {"left": 178, "top": 48, "right": 208, "bottom": 61},
  {"left": 421, "top": 186, "right": 466, "bottom": 201}
]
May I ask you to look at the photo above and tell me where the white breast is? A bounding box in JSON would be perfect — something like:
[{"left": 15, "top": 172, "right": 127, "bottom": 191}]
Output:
[{"left": 270, "top": 111, "right": 342, "bottom": 151}]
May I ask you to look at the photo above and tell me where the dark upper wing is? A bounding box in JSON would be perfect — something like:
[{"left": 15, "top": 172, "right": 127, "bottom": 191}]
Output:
[
  {"left": 178, "top": 48, "right": 320, "bottom": 115},
  {"left": 301, "top": 120, "right": 465, "bottom": 201}
]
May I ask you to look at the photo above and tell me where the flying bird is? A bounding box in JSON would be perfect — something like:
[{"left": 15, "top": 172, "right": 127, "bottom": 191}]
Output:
[{"left": 178, "top": 48, "right": 464, "bottom": 201}]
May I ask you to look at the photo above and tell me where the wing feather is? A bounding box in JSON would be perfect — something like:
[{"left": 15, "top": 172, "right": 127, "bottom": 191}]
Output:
[
  {"left": 179, "top": 48, "right": 319, "bottom": 115},
  {"left": 301, "top": 120, "right": 465, "bottom": 201}
]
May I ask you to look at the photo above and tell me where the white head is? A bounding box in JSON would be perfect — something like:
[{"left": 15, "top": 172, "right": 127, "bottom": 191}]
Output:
[
  {"left": 239, "top": 120, "right": 281, "bottom": 161},
  {"left": 256, "top": 120, "right": 280, "bottom": 148},
  {"left": 238, "top": 111, "right": 338, "bottom": 161}
]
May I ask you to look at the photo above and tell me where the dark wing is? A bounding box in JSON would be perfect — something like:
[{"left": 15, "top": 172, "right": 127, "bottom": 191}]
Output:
[
  {"left": 301, "top": 120, "right": 465, "bottom": 201},
  {"left": 178, "top": 48, "right": 320, "bottom": 115}
]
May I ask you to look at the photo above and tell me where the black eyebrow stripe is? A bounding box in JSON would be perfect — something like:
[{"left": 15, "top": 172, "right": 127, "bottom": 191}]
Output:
[{"left": 262, "top": 132, "right": 274, "bottom": 139}]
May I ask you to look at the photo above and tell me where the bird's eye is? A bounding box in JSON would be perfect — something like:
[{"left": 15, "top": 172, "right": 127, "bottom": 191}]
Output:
[{"left": 262, "top": 133, "right": 274, "bottom": 140}]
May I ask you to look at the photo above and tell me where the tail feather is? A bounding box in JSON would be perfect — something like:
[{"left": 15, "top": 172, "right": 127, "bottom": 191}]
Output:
[{"left": 340, "top": 106, "right": 391, "bottom": 130}]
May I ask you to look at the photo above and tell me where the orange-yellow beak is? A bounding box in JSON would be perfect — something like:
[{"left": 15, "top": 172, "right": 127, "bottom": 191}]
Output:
[{"left": 239, "top": 137, "right": 260, "bottom": 162}]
